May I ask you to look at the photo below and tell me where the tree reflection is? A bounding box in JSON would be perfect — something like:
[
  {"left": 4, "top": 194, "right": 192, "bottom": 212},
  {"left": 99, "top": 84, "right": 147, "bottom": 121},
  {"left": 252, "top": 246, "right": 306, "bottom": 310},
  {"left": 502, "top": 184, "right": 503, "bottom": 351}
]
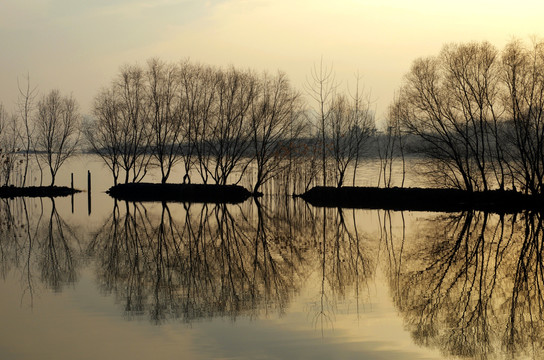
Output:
[
  {"left": 0, "top": 198, "right": 28, "bottom": 281},
  {"left": 88, "top": 200, "right": 310, "bottom": 323},
  {"left": 37, "top": 198, "right": 81, "bottom": 291},
  {"left": 88, "top": 199, "right": 375, "bottom": 326},
  {"left": 505, "top": 212, "right": 544, "bottom": 357},
  {"left": 0, "top": 197, "right": 81, "bottom": 303},
  {"left": 379, "top": 210, "right": 406, "bottom": 308},
  {"left": 392, "top": 210, "right": 544, "bottom": 359},
  {"left": 302, "top": 205, "right": 374, "bottom": 333}
]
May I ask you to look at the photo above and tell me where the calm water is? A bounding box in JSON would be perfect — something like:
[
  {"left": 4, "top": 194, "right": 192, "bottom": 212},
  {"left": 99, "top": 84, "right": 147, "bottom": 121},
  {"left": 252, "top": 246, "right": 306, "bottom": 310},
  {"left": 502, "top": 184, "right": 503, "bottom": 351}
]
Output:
[{"left": 0, "top": 155, "right": 542, "bottom": 359}]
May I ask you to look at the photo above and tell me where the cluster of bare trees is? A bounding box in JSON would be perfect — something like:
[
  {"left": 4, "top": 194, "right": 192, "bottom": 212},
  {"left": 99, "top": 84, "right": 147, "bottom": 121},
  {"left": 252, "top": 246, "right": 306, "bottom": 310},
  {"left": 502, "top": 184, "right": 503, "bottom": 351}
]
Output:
[
  {"left": 7, "top": 39, "right": 544, "bottom": 195},
  {"left": 0, "top": 59, "right": 377, "bottom": 193},
  {"left": 391, "top": 39, "right": 544, "bottom": 194},
  {"left": 85, "top": 59, "right": 307, "bottom": 193},
  {"left": 0, "top": 82, "right": 80, "bottom": 187},
  {"left": 85, "top": 58, "right": 377, "bottom": 193}
]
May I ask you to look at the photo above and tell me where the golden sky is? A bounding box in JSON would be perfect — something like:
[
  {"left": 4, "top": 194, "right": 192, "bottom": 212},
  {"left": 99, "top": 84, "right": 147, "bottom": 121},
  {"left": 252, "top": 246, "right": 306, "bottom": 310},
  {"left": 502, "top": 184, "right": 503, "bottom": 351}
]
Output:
[{"left": 1, "top": 0, "right": 543, "bottom": 119}]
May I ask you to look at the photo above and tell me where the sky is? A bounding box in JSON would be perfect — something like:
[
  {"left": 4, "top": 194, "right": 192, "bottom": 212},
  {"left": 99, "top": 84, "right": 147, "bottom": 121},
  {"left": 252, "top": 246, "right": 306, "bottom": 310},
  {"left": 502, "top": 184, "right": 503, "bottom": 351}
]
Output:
[{"left": 1, "top": 0, "right": 543, "bottom": 121}]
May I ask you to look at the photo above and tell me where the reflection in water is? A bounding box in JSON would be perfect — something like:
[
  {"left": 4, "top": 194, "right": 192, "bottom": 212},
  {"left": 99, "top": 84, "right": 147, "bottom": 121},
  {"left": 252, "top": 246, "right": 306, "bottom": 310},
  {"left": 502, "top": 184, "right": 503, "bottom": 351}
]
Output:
[
  {"left": 87, "top": 200, "right": 301, "bottom": 323},
  {"left": 309, "top": 206, "right": 375, "bottom": 332},
  {"left": 6, "top": 192, "right": 544, "bottom": 359},
  {"left": 380, "top": 210, "right": 407, "bottom": 310},
  {"left": 391, "top": 211, "right": 544, "bottom": 359},
  {"left": 0, "top": 197, "right": 81, "bottom": 305},
  {"left": 38, "top": 199, "right": 81, "bottom": 291},
  {"left": 86, "top": 199, "right": 374, "bottom": 326}
]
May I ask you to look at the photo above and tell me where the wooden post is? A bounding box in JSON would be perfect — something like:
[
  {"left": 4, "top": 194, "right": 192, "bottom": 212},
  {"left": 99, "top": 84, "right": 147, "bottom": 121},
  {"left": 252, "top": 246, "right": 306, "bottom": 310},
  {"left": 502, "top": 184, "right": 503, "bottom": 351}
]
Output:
[
  {"left": 87, "top": 171, "right": 91, "bottom": 193},
  {"left": 87, "top": 170, "right": 92, "bottom": 215},
  {"left": 71, "top": 173, "right": 74, "bottom": 214}
]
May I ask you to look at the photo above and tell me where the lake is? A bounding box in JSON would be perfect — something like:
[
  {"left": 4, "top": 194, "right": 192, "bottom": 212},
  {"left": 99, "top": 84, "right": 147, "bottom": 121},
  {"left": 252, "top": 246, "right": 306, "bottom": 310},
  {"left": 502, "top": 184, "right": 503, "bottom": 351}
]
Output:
[{"left": 0, "top": 155, "right": 541, "bottom": 359}]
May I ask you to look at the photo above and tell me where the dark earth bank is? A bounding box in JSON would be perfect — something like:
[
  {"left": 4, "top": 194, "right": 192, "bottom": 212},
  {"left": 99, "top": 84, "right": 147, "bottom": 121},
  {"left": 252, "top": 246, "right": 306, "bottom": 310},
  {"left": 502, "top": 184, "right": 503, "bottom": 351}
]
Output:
[
  {"left": 106, "top": 183, "right": 254, "bottom": 204},
  {"left": 299, "top": 186, "right": 544, "bottom": 213},
  {"left": 0, "top": 185, "right": 81, "bottom": 198}
]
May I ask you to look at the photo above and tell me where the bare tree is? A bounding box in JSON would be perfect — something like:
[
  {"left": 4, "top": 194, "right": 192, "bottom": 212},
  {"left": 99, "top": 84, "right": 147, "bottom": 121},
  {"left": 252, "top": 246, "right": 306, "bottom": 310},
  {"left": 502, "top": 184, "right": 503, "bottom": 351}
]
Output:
[
  {"left": 34, "top": 90, "right": 80, "bottom": 186},
  {"left": 328, "top": 89, "right": 374, "bottom": 188},
  {"left": 502, "top": 38, "right": 544, "bottom": 195},
  {"left": 17, "top": 74, "right": 38, "bottom": 187},
  {"left": 146, "top": 58, "right": 182, "bottom": 184},
  {"left": 249, "top": 71, "right": 303, "bottom": 194},
  {"left": 0, "top": 104, "right": 22, "bottom": 186},
  {"left": 87, "top": 65, "right": 152, "bottom": 184},
  {"left": 116, "top": 64, "right": 152, "bottom": 183},
  {"left": 398, "top": 42, "right": 505, "bottom": 191},
  {"left": 178, "top": 61, "right": 217, "bottom": 184},
  {"left": 86, "top": 88, "right": 123, "bottom": 185},
  {"left": 306, "top": 59, "right": 338, "bottom": 187},
  {"left": 349, "top": 76, "right": 375, "bottom": 187},
  {"left": 396, "top": 39, "right": 544, "bottom": 194},
  {"left": 377, "top": 124, "right": 396, "bottom": 188},
  {"left": 379, "top": 93, "right": 407, "bottom": 188},
  {"left": 441, "top": 42, "right": 504, "bottom": 190},
  {"left": 203, "top": 66, "right": 257, "bottom": 185}
]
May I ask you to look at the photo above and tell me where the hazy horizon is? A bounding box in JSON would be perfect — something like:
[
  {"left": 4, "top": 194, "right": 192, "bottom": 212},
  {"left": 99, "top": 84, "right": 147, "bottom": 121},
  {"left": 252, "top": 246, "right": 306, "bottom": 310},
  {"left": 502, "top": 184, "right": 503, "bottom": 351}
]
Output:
[{"left": 2, "top": 0, "right": 543, "bottom": 121}]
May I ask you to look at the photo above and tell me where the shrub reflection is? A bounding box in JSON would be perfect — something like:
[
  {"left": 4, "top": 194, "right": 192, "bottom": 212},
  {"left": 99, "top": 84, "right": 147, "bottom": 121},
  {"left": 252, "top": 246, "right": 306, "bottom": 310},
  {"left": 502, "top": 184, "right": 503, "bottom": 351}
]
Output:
[{"left": 10, "top": 195, "right": 544, "bottom": 358}]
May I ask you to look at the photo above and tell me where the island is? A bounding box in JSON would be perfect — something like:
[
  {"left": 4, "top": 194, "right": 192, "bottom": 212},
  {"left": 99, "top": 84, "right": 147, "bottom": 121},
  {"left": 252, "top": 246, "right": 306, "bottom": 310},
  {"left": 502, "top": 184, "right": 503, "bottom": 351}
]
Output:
[
  {"left": 106, "top": 183, "right": 253, "bottom": 204},
  {"left": 0, "top": 185, "right": 81, "bottom": 198},
  {"left": 299, "top": 186, "right": 544, "bottom": 213}
]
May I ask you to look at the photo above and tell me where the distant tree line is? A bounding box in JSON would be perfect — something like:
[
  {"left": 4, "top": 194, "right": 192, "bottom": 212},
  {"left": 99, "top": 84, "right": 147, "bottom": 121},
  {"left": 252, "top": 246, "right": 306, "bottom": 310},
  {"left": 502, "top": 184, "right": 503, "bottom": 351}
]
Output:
[
  {"left": 5, "top": 38, "right": 544, "bottom": 195},
  {"left": 0, "top": 60, "right": 377, "bottom": 193}
]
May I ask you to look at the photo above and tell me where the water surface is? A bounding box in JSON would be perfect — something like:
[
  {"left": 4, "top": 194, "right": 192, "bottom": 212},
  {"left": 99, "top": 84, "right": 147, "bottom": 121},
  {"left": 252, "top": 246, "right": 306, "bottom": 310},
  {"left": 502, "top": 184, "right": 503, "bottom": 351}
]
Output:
[{"left": 0, "top": 156, "right": 541, "bottom": 359}]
